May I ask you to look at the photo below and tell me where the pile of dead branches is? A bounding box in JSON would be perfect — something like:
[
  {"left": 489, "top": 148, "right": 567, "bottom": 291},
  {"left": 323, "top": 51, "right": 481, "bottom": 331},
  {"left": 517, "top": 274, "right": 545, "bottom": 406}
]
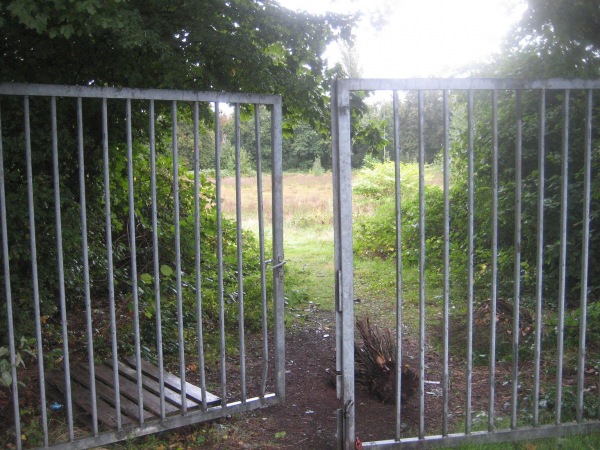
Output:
[{"left": 355, "top": 317, "right": 418, "bottom": 404}]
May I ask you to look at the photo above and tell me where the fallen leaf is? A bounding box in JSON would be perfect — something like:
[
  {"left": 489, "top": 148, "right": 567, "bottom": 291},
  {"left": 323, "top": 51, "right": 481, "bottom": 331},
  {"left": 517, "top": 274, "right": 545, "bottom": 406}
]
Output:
[{"left": 274, "top": 431, "right": 286, "bottom": 439}]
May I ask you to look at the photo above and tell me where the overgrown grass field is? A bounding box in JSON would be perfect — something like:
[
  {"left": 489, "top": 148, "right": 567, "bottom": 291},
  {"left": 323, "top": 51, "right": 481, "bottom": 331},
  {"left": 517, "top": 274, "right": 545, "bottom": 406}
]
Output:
[{"left": 221, "top": 173, "right": 335, "bottom": 311}]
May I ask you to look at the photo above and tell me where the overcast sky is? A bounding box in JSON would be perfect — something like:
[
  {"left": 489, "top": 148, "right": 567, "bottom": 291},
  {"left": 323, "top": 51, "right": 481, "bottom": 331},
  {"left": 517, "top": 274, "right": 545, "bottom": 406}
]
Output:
[{"left": 278, "top": 0, "right": 527, "bottom": 78}]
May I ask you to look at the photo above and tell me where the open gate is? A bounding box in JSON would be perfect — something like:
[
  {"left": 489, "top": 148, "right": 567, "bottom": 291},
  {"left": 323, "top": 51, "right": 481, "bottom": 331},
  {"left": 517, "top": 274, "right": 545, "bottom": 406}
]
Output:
[
  {"left": 0, "top": 83, "right": 285, "bottom": 449},
  {"left": 332, "top": 78, "right": 600, "bottom": 448}
]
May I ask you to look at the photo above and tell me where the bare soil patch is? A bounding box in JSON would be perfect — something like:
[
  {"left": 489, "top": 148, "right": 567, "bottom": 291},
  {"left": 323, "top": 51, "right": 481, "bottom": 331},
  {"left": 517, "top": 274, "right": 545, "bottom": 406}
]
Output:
[{"left": 171, "top": 306, "right": 520, "bottom": 449}]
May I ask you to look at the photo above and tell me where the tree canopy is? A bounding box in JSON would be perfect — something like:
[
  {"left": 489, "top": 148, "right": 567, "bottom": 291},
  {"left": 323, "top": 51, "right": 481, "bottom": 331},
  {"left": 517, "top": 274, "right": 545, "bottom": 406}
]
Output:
[
  {"left": 483, "top": 0, "right": 600, "bottom": 78},
  {"left": 517, "top": 0, "right": 600, "bottom": 52},
  {"left": 0, "top": 0, "right": 356, "bottom": 129}
]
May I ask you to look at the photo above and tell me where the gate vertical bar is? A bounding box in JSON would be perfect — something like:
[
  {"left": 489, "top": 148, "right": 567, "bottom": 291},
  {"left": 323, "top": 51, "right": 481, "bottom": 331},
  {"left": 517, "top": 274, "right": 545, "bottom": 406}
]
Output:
[
  {"left": 532, "top": 89, "right": 546, "bottom": 427},
  {"left": 0, "top": 100, "right": 22, "bottom": 450},
  {"left": 576, "top": 90, "right": 592, "bottom": 422},
  {"left": 511, "top": 90, "right": 523, "bottom": 430},
  {"left": 215, "top": 102, "right": 227, "bottom": 406},
  {"left": 77, "top": 97, "right": 99, "bottom": 435},
  {"left": 255, "top": 105, "right": 270, "bottom": 398},
  {"left": 331, "top": 80, "right": 343, "bottom": 450},
  {"left": 33, "top": 99, "right": 49, "bottom": 447},
  {"left": 172, "top": 101, "right": 188, "bottom": 414},
  {"left": 488, "top": 90, "right": 499, "bottom": 432},
  {"left": 418, "top": 90, "right": 426, "bottom": 440},
  {"left": 466, "top": 90, "right": 475, "bottom": 435},
  {"left": 150, "top": 99, "right": 166, "bottom": 418},
  {"left": 193, "top": 101, "right": 208, "bottom": 411},
  {"left": 234, "top": 104, "right": 247, "bottom": 403},
  {"left": 102, "top": 98, "right": 122, "bottom": 428},
  {"left": 334, "top": 79, "right": 355, "bottom": 449},
  {"left": 126, "top": 98, "right": 144, "bottom": 423},
  {"left": 393, "top": 90, "right": 403, "bottom": 441},
  {"left": 50, "top": 96, "right": 75, "bottom": 441},
  {"left": 271, "top": 97, "right": 285, "bottom": 401},
  {"left": 555, "top": 90, "right": 570, "bottom": 425},
  {"left": 442, "top": 89, "right": 450, "bottom": 437}
]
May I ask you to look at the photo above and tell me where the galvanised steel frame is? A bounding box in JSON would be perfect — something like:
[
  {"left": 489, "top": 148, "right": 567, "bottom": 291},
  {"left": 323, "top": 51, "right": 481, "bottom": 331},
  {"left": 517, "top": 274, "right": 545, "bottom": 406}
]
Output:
[
  {"left": 332, "top": 78, "right": 600, "bottom": 449},
  {"left": 0, "top": 83, "right": 285, "bottom": 449}
]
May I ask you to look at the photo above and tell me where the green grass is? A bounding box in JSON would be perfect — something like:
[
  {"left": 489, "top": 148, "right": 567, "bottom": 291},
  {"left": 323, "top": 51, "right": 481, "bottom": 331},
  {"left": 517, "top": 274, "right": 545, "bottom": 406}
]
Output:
[
  {"left": 284, "top": 224, "right": 335, "bottom": 315},
  {"left": 454, "top": 433, "right": 600, "bottom": 449}
]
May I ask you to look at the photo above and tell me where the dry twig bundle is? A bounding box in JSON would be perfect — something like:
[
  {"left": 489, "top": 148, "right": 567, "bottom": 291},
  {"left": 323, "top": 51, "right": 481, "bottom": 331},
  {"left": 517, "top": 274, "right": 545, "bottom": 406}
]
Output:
[{"left": 355, "top": 317, "right": 418, "bottom": 404}]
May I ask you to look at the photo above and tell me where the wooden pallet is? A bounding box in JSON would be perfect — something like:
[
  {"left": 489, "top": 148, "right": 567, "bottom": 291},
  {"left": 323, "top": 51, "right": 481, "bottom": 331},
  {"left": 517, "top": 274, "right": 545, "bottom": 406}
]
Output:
[{"left": 47, "top": 357, "right": 220, "bottom": 429}]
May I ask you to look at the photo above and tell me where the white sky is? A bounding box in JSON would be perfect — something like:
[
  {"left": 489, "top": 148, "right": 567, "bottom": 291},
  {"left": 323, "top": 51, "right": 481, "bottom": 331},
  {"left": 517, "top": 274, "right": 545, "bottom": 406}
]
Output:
[{"left": 278, "top": 0, "right": 527, "bottom": 78}]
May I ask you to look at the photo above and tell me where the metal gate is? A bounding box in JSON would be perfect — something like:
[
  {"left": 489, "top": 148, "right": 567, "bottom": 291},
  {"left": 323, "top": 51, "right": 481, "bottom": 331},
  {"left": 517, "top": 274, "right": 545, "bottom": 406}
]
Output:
[
  {"left": 0, "top": 83, "right": 285, "bottom": 449},
  {"left": 332, "top": 78, "right": 600, "bottom": 448}
]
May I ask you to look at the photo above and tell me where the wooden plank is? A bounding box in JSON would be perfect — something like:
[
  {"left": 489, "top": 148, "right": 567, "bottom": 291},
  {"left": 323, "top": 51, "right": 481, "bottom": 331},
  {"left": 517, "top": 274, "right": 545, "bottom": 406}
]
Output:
[
  {"left": 70, "top": 366, "right": 153, "bottom": 423},
  {"left": 46, "top": 371, "right": 131, "bottom": 429},
  {"left": 93, "top": 364, "right": 178, "bottom": 417},
  {"left": 124, "top": 356, "right": 220, "bottom": 406},
  {"left": 110, "top": 360, "right": 199, "bottom": 410}
]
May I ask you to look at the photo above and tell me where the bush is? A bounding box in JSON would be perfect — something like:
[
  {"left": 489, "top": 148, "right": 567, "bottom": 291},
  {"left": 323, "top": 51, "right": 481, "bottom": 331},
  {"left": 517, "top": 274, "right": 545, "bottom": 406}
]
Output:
[
  {"left": 354, "top": 161, "right": 447, "bottom": 286},
  {"left": 0, "top": 104, "right": 270, "bottom": 362}
]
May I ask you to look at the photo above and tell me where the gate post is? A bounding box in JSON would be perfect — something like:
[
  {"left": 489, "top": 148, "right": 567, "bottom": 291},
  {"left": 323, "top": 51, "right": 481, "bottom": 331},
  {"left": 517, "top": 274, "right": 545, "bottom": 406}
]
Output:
[
  {"left": 332, "top": 79, "right": 355, "bottom": 450},
  {"left": 271, "top": 97, "right": 286, "bottom": 401}
]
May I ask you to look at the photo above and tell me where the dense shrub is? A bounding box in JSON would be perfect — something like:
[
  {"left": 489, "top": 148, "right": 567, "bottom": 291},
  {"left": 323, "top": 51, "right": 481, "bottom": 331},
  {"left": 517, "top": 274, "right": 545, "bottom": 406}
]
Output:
[
  {"left": 0, "top": 101, "right": 270, "bottom": 359},
  {"left": 353, "top": 89, "right": 600, "bottom": 332}
]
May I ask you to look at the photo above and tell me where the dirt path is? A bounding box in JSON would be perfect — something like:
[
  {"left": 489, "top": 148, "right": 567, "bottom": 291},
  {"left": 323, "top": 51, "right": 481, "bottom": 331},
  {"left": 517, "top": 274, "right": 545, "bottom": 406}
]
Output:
[
  {"left": 177, "top": 306, "right": 522, "bottom": 449},
  {"left": 182, "top": 309, "right": 339, "bottom": 449}
]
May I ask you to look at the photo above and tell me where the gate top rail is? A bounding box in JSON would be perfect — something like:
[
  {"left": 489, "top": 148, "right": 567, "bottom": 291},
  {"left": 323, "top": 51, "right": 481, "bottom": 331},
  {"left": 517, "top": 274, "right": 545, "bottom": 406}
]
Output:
[
  {"left": 337, "top": 77, "right": 600, "bottom": 91},
  {"left": 0, "top": 82, "right": 281, "bottom": 105}
]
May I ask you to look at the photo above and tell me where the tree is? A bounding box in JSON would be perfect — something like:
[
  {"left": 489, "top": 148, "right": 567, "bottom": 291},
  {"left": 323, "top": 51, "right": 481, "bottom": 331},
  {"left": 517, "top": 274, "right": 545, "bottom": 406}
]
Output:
[
  {"left": 517, "top": 0, "right": 600, "bottom": 53},
  {"left": 354, "top": 0, "right": 600, "bottom": 313},
  {"left": 0, "top": 0, "right": 358, "bottom": 347},
  {"left": 462, "top": 0, "right": 600, "bottom": 306},
  {"left": 0, "top": 0, "right": 355, "bottom": 130},
  {"left": 284, "top": 121, "right": 330, "bottom": 171},
  {"left": 354, "top": 92, "right": 445, "bottom": 165}
]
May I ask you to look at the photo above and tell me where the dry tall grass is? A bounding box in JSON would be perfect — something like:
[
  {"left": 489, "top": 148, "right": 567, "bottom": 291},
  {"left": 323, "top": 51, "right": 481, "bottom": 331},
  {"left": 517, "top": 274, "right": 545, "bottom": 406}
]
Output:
[{"left": 220, "top": 173, "right": 333, "bottom": 230}]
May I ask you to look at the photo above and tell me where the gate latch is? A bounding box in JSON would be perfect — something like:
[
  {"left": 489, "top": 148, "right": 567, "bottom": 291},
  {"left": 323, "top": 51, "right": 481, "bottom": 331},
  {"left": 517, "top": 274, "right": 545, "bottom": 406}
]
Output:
[
  {"left": 265, "top": 257, "right": 286, "bottom": 281},
  {"left": 271, "top": 258, "right": 287, "bottom": 270}
]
